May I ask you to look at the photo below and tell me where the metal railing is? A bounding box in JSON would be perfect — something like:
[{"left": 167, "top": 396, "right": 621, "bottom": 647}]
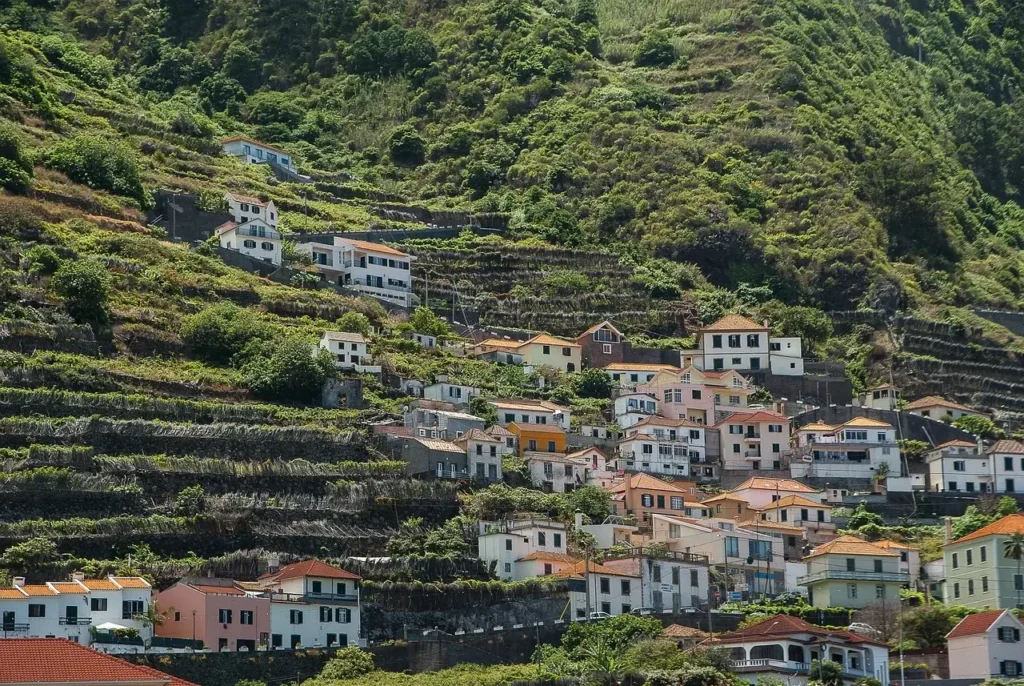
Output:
[
  {"left": 264, "top": 591, "right": 358, "bottom": 603},
  {"left": 0, "top": 623, "right": 29, "bottom": 632},
  {"left": 236, "top": 225, "right": 281, "bottom": 240},
  {"left": 59, "top": 617, "right": 92, "bottom": 626}
]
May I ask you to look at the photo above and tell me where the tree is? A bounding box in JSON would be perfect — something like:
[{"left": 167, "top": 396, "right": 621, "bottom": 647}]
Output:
[
  {"left": 809, "top": 659, "right": 844, "bottom": 686},
  {"left": 634, "top": 30, "right": 678, "bottom": 68},
  {"left": 385, "top": 517, "right": 428, "bottom": 556},
  {"left": 901, "top": 604, "right": 971, "bottom": 649},
  {"left": 469, "top": 396, "right": 498, "bottom": 427},
  {"left": 316, "top": 647, "right": 375, "bottom": 680},
  {"left": 43, "top": 135, "right": 148, "bottom": 206},
  {"left": 952, "top": 505, "right": 996, "bottom": 540},
  {"left": 561, "top": 614, "right": 663, "bottom": 658},
  {"left": 847, "top": 502, "right": 883, "bottom": 530},
  {"left": 336, "top": 312, "right": 371, "bottom": 336},
  {"left": 1005, "top": 532, "right": 1024, "bottom": 610},
  {"left": 181, "top": 304, "right": 273, "bottom": 366},
  {"left": 409, "top": 306, "right": 450, "bottom": 337},
  {"left": 573, "top": 367, "right": 612, "bottom": 398},
  {"left": 51, "top": 261, "right": 109, "bottom": 327},
  {"left": 952, "top": 415, "right": 1004, "bottom": 439},
  {"left": 388, "top": 125, "right": 426, "bottom": 166},
  {"left": 242, "top": 337, "right": 335, "bottom": 403},
  {"left": 0, "top": 536, "right": 59, "bottom": 571}
]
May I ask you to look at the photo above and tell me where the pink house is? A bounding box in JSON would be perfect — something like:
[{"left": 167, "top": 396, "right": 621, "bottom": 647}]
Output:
[
  {"left": 154, "top": 578, "right": 270, "bottom": 652},
  {"left": 637, "top": 366, "right": 754, "bottom": 425}
]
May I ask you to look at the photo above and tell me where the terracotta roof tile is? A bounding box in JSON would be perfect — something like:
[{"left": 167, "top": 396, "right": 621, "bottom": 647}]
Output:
[
  {"left": 339, "top": 238, "right": 409, "bottom": 257},
  {"left": 713, "top": 410, "right": 788, "bottom": 426},
  {"left": 663, "top": 624, "right": 709, "bottom": 639},
  {"left": 517, "top": 552, "right": 579, "bottom": 563},
  {"left": 804, "top": 535, "right": 897, "bottom": 559},
  {"left": 707, "top": 614, "right": 887, "bottom": 647},
  {"left": 0, "top": 638, "right": 198, "bottom": 685},
  {"left": 510, "top": 422, "right": 566, "bottom": 434},
  {"left": 554, "top": 560, "right": 638, "bottom": 579},
  {"left": 0, "top": 589, "right": 26, "bottom": 598},
  {"left": 526, "top": 334, "right": 580, "bottom": 348},
  {"left": 82, "top": 579, "right": 121, "bottom": 591},
  {"left": 763, "top": 495, "right": 828, "bottom": 509},
  {"left": 701, "top": 314, "right": 768, "bottom": 332},
  {"left": 738, "top": 519, "right": 805, "bottom": 533},
  {"left": 873, "top": 539, "right": 918, "bottom": 551},
  {"left": 19, "top": 585, "right": 57, "bottom": 596},
  {"left": 489, "top": 398, "right": 568, "bottom": 412},
  {"left": 189, "top": 583, "right": 246, "bottom": 595},
  {"left": 988, "top": 440, "right": 1024, "bottom": 455},
  {"left": 839, "top": 416, "right": 894, "bottom": 429},
  {"left": 952, "top": 513, "right": 1024, "bottom": 543},
  {"left": 110, "top": 577, "right": 151, "bottom": 589},
  {"left": 946, "top": 610, "right": 1008, "bottom": 639},
  {"left": 931, "top": 440, "right": 978, "bottom": 450},
  {"left": 259, "top": 559, "right": 360, "bottom": 583},
  {"left": 602, "top": 362, "right": 681, "bottom": 372},
  {"left": 731, "top": 477, "right": 817, "bottom": 493},
  {"left": 905, "top": 396, "right": 978, "bottom": 413},
  {"left": 607, "top": 472, "right": 689, "bottom": 494},
  {"left": 49, "top": 582, "right": 88, "bottom": 594},
  {"left": 798, "top": 421, "right": 838, "bottom": 432}
]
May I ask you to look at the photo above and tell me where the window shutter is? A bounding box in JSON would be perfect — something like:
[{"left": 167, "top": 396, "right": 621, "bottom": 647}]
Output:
[{"left": 1015, "top": 628, "right": 1021, "bottom": 641}]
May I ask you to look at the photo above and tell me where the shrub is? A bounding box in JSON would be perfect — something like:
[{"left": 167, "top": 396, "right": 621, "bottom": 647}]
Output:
[
  {"left": 574, "top": 367, "right": 612, "bottom": 398},
  {"left": 634, "top": 30, "right": 678, "bottom": 67},
  {"left": 181, "top": 304, "right": 273, "bottom": 366},
  {"left": 388, "top": 125, "right": 426, "bottom": 166},
  {"left": 316, "top": 647, "right": 375, "bottom": 680},
  {"left": 242, "top": 337, "right": 335, "bottom": 402},
  {"left": 24, "top": 245, "right": 62, "bottom": 275},
  {"left": 0, "top": 121, "right": 33, "bottom": 193},
  {"left": 50, "top": 261, "right": 109, "bottom": 327},
  {"left": 336, "top": 312, "right": 371, "bottom": 336},
  {"left": 43, "top": 135, "right": 148, "bottom": 206}
]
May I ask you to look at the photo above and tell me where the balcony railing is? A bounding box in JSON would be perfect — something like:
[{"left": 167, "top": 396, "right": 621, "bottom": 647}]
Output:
[
  {"left": 266, "top": 591, "right": 358, "bottom": 604},
  {"left": 59, "top": 617, "right": 92, "bottom": 626},
  {"left": 1, "top": 623, "right": 29, "bottom": 632},
  {"left": 798, "top": 569, "right": 910, "bottom": 585},
  {"left": 744, "top": 433, "right": 761, "bottom": 440},
  {"left": 236, "top": 225, "right": 281, "bottom": 240},
  {"left": 731, "top": 659, "right": 811, "bottom": 673},
  {"left": 348, "top": 278, "right": 411, "bottom": 293}
]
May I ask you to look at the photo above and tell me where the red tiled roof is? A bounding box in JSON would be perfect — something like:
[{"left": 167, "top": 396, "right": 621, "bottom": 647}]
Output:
[
  {"left": 338, "top": 238, "right": 409, "bottom": 258},
  {"left": 732, "top": 477, "right": 817, "bottom": 493},
  {"left": 946, "top": 610, "right": 1007, "bottom": 639},
  {"left": 607, "top": 472, "right": 689, "bottom": 494},
  {"left": 189, "top": 584, "right": 246, "bottom": 596},
  {"left": 663, "top": 624, "right": 709, "bottom": 639},
  {"left": 714, "top": 411, "right": 788, "bottom": 426},
  {"left": 708, "top": 614, "right": 887, "bottom": 647},
  {"left": 82, "top": 578, "right": 120, "bottom": 591},
  {"left": 0, "top": 638, "right": 198, "bottom": 685},
  {"left": 517, "top": 552, "right": 579, "bottom": 563},
  {"left": 804, "top": 535, "right": 897, "bottom": 559},
  {"left": 904, "top": 396, "right": 978, "bottom": 413},
  {"left": 19, "top": 585, "right": 56, "bottom": 596},
  {"left": 554, "top": 560, "right": 638, "bottom": 579},
  {"left": 110, "top": 577, "right": 151, "bottom": 589},
  {"left": 701, "top": 314, "right": 768, "bottom": 332},
  {"left": 952, "top": 513, "right": 1024, "bottom": 544},
  {"left": 259, "top": 559, "right": 360, "bottom": 583},
  {"left": 988, "top": 440, "right": 1024, "bottom": 455},
  {"left": 931, "top": 440, "right": 977, "bottom": 450}
]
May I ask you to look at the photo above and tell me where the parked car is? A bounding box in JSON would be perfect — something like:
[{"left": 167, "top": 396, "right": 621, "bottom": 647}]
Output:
[
  {"left": 630, "top": 607, "right": 656, "bottom": 616},
  {"left": 588, "top": 612, "right": 612, "bottom": 621}
]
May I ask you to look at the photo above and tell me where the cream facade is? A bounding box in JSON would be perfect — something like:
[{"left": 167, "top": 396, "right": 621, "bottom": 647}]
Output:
[{"left": 716, "top": 411, "right": 791, "bottom": 471}]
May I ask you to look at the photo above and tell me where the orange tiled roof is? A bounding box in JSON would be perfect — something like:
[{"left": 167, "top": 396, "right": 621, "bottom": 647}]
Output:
[
  {"left": 714, "top": 410, "right": 788, "bottom": 426},
  {"left": 110, "top": 577, "right": 151, "bottom": 589},
  {"left": 738, "top": 519, "right": 805, "bottom": 533},
  {"left": 732, "top": 477, "right": 817, "bottom": 493},
  {"left": 798, "top": 421, "right": 837, "bottom": 432},
  {"left": 526, "top": 333, "right": 580, "bottom": 348},
  {"left": 509, "top": 422, "right": 566, "bottom": 434},
  {"left": 804, "top": 535, "right": 897, "bottom": 559},
  {"left": 554, "top": 560, "right": 638, "bottom": 579},
  {"left": 988, "top": 440, "right": 1024, "bottom": 455},
  {"left": 0, "top": 589, "right": 26, "bottom": 599},
  {"left": 603, "top": 362, "right": 681, "bottom": 372},
  {"left": 931, "top": 440, "right": 977, "bottom": 450},
  {"left": 873, "top": 539, "right": 918, "bottom": 551},
  {"left": 952, "top": 513, "right": 1024, "bottom": 544},
  {"left": 608, "top": 472, "right": 688, "bottom": 494},
  {"left": 517, "top": 552, "right": 579, "bottom": 563},
  {"left": 905, "top": 396, "right": 978, "bottom": 413},
  {"left": 701, "top": 314, "right": 768, "bottom": 332},
  {"left": 340, "top": 238, "right": 409, "bottom": 257},
  {"left": 82, "top": 579, "right": 121, "bottom": 591},
  {"left": 946, "top": 610, "right": 1007, "bottom": 639},
  {"left": 764, "top": 495, "right": 828, "bottom": 509},
  {"left": 19, "top": 585, "right": 57, "bottom": 596},
  {"left": 839, "top": 416, "right": 893, "bottom": 429},
  {"left": 259, "top": 558, "right": 360, "bottom": 582},
  {"left": 226, "top": 192, "right": 267, "bottom": 206},
  {"left": 707, "top": 614, "right": 887, "bottom": 647},
  {"left": 0, "top": 637, "right": 198, "bottom": 685},
  {"left": 49, "top": 582, "right": 88, "bottom": 594}
]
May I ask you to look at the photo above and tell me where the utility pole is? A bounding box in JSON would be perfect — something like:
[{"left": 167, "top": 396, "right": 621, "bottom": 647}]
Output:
[{"left": 584, "top": 543, "right": 592, "bottom": 619}]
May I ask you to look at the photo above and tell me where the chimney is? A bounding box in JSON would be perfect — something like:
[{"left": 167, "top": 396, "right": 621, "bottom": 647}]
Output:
[
  {"left": 13, "top": 577, "right": 25, "bottom": 587},
  {"left": 945, "top": 517, "right": 953, "bottom": 544},
  {"left": 72, "top": 571, "right": 85, "bottom": 582},
  {"left": 267, "top": 553, "right": 280, "bottom": 574},
  {"left": 977, "top": 436, "right": 984, "bottom": 454}
]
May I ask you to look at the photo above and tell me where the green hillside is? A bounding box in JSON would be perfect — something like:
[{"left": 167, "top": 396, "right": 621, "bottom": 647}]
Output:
[{"left": 3, "top": 0, "right": 1024, "bottom": 588}]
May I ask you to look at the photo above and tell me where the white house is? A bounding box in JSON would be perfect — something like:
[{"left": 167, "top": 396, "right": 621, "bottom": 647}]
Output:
[
  {"left": 985, "top": 439, "right": 1024, "bottom": 494},
  {"left": 947, "top": 609, "right": 1024, "bottom": 679},
  {"left": 905, "top": 396, "right": 985, "bottom": 421},
  {"left": 925, "top": 440, "right": 989, "bottom": 493},
  {"left": 489, "top": 399, "right": 571, "bottom": 430},
  {"left": 791, "top": 417, "right": 900, "bottom": 481},
  {"left": 755, "top": 494, "right": 836, "bottom": 545},
  {"left": 615, "top": 416, "right": 705, "bottom": 478},
  {"left": 526, "top": 452, "right": 589, "bottom": 493},
  {"left": 256, "top": 559, "right": 362, "bottom": 649},
  {"left": 558, "top": 559, "right": 643, "bottom": 619},
  {"left": 423, "top": 381, "right": 480, "bottom": 405},
  {"left": 709, "top": 614, "right": 890, "bottom": 686},
  {"left": 0, "top": 575, "right": 152, "bottom": 649},
  {"left": 599, "top": 551, "right": 710, "bottom": 612},
  {"left": 612, "top": 392, "right": 660, "bottom": 428},
  {"left": 477, "top": 517, "right": 569, "bottom": 581},
  {"left": 856, "top": 384, "right": 900, "bottom": 411},
  {"left": 601, "top": 363, "right": 682, "bottom": 389},
  {"left": 453, "top": 428, "right": 508, "bottom": 482},
  {"left": 680, "top": 314, "right": 804, "bottom": 376},
  {"left": 298, "top": 237, "right": 416, "bottom": 308},
  {"left": 225, "top": 192, "right": 279, "bottom": 229},
  {"left": 406, "top": 332, "right": 437, "bottom": 348},
  {"left": 221, "top": 136, "right": 298, "bottom": 172},
  {"left": 715, "top": 410, "right": 791, "bottom": 471},
  {"left": 728, "top": 477, "right": 823, "bottom": 510},
  {"left": 318, "top": 331, "right": 379, "bottom": 373},
  {"left": 217, "top": 218, "right": 282, "bottom": 265}
]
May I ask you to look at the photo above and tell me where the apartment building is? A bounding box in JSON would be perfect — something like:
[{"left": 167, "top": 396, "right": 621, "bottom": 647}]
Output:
[
  {"left": 472, "top": 334, "right": 581, "bottom": 373},
  {"left": 612, "top": 392, "right": 660, "bottom": 428},
  {"left": 755, "top": 494, "right": 835, "bottom": 544},
  {"left": 0, "top": 575, "right": 152, "bottom": 648},
  {"left": 255, "top": 559, "right": 362, "bottom": 649},
  {"left": 478, "top": 517, "right": 570, "bottom": 581},
  {"left": 680, "top": 314, "right": 804, "bottom": 376},
  {"left": 599, "top": 550, "right": 710, "bottom": 612},
  {"left": 873, "top": 540, "right": 921, "bottom": 589},
  {"left": 799, "top": 536, "right": 909, "bottom": 609},
  {"left": 943, "top": 513, "right": 1024, "bottom": 609},
  {"left": 615, "top": 416, "right": 705, "bottom": 479},
  {"left": 791, "top": 417, "right": 900, "bottom": 481},
  {"left": 298, "top": 238, "right": 415, "bottom": 307},
  {"left": 986, "top": 440, "right": 1024, "bottom": 494},
  {"left": 607, "top": 473, "right": 704, "bottom": 522},
  {"left": 154, "top": 578, "right": 270, "bottom": 652},
  {"left": 453, "top": 428, "right": 508, "bottom": 482},
  {"left": 716, "top": 410, "right": 791, "bottom": 471},
  {"left": 525, "top": 451, "right": 588, "bottom": 492},
  {"left": 926, "top": 440, "right": 988, "bottom": 492},
  {"left": 637, "top": 367, "right": 753, "bottom": 426},
  {"left": 403, "top": 406, "right": 485, "bottom": 439}
]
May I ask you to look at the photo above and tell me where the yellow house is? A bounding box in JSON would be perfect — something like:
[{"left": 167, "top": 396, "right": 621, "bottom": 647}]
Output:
[
  {"left": 509, "top": 421, "right": 568, "bottom": 456},
  {"left": 472, "top": 334, "right": 581, "bottom": 373}
]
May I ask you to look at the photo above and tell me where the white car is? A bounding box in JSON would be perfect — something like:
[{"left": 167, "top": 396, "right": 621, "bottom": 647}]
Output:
[{"left": 588, "top": 612, "right": 612, "bottom": 621}]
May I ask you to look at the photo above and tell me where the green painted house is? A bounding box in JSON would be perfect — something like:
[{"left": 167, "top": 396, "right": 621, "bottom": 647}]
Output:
[{"left": 943, "top": 513, "right": 1024, "bottom": 610}]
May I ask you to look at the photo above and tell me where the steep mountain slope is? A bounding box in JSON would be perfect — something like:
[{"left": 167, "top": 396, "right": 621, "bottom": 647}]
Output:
[{"left": 7, "top": 0, "right": 1024, "bottom": 314}]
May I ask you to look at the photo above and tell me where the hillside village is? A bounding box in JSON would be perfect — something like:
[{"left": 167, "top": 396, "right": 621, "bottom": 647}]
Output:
[{"left": 6, "top": 0, "right": 1024, "bottom": 682}]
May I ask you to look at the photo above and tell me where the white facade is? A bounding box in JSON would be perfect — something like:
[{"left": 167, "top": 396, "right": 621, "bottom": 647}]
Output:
[
  {"left": 602, "top": 364, "right": 681, "bottom": 388},
  {"left": 455, "top": 429, "right": 509, "bottom": 482},
  {"left": 319, "top": 331, "right": 379, "bottom": 373},
  {"left": 613, "top": 393, "right": 659, "bottom": 428},
  {"left": 716, "top": 411, "right": 791, "bottom": 471},
  {"left": 616, "top": 418, "right": 705, "bottom": 478},
  {"left": 218, "top": 218, "right": 282, "bottom": 265},
  {"left": 791, "top": 418, "right": 899, "bottom": 481},
  {"left": 225, "top": 193, "right": 279, "bottom": 230},
  {"left": 221, "top": 137, "right": 297, "bottom": 171},
  {"left": 567, "top": 565, "right": 643, "bottom": 619},
  {"left": 0, "top": 576, "right": 152, "bottom": 648},
  {"left": 490, "top": 400, "right": 571, "bottom": 431},
  {"left": 526, "top": 454, "right": 588, "bottom": 493},
  {"left": 478, "top": 518, "right": 569, "bottom": 581},
  {"left": 769, "top": 337, "right": 804, "bottom": 376},
  {"left": 947, "top": 610, "right": 1024, "bottom": 679},
  {"left": 423, "top": 382, "right": 480, "bottom": 404},
  {"left": 298, "top": 238, "right": 415, "bottom": 308},
  {"left": 857, "top": 385, "right": 900, "bottom": 411},
  {"left": 926, "top": 442, "right": 990, "bottom": 493},
  {"left": 599, "top": 553, "right": 710, "bottom": 612},
  {"left": 986, "top": 441, "right": 1024, "bottom": 494},
  {"left": 407, "top": 332, "right": 437, "bottom": 348},
  {"left": 257, "top": 565, "right": 361, "bottom": 649}
]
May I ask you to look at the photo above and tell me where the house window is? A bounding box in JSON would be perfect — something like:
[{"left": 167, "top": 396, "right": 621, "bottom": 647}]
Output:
[
  {"left": 504, "top": 563, "right": 511, "bottom": 573},
  {"left": 874, "top": 559, "right": 883, "bottom": 573},
  {"left": 875, "top": 585, "right": 885, "bottom": 599},
  {"left": 968, "top": 579, "right": 975, "bottom": 595},
  {"left": 543, "top": 563, "right": 552, "bottom": 575},
  {"left": 543, "top": 345, "right": 551, "bottom": 354},
  {"left": 967, "top": 549, "right": 973, "bottom": 565},
  {"left": 549, "top": 441, "right": 557, "bottom": 452},
  {"left": 241, "top": 610, "right": 254, "bottom": 625},
  {"left": 1001, "top": 662, "right": 1022, "bottom": 677},
  {"left": 28, "top": 604, "right": 45, "bottom": 618},
  {"left": 641, "top": 494, "right": 653, "bottom": 507},
  {"left": 603, "top": 344, "right": 612, "bottom": 354},
  {"left": 91, "top": 598, "right": 107, "bottom": 611},
  {"left": 983, "top": 576, "right": 989, "bottom": 592},
  {"left": 312, "top": 581, "right": 322, "bottom": 593},
  {"left": 562, "top": 347, "right": 571, "bottom": 356},
  {"left": 290, "top": 610, "right": 303, "bottom": 624},
  {"left": 554, "top": 533, "right": 562, "bottom": 548},
  {"left": 847, "top": 558, "right": 856, "bottom": 571},
  {"left": 954, "top": 582, "right": 961, "bottom": 598},
  {"left": 670, "top": 496, "right": 684, "bottom": 510},
  {"left": 998, "top": 627, "right": 1021, "bottom": 642},
  {"left": 336, "top": 608, "right": 351, "bottom": 623},
  {"left": 528, "top": 439, "right": 537, "bottom": 451},
  {"left": 272, "top": 634, "right": 282, "bottom": 648},
  {"left": 952, "top": 553, "right": 958, "bottom": 569},
  {"left": 600, "top": 578, "right": 610, "bottom": 594},
  {"left": 261, "top": 242, "right": 274, "bottom": 251},
  {"left": 219, "top": 638, "right": 229, "bottom": 651},
  {"left": 848, "top": 584, "right": 857, "bottom": 598},
  {"left": 747, "top": 334, "right": 760, "bottom": 347},
  {"left": 690, "top": 569, "right": 699, "bottom": 586},
  {"left": 725, "top": 536, "right": 739, "bottom": 557},
  {"left": 219, "top": 609, "right": 233, "bottom": 624},
  {"left": 243, "top": 239, "right": 256, "bottom": 248},
  {"left": 981, "top": 545, "right": 987, "bottom": 562},
  {"left": 712, "top": 335, "right": 722, "bottom": 348},
  {"left": 122, "top": 600, "right": 144, "bottom": 619},
  {"left": 728, "top": 334, "right": 741, "bottom": 348}
]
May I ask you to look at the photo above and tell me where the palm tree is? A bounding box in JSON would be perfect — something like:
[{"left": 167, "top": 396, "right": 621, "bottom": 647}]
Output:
[{"left": 1004, "top": 533, "right": 1024, "bottom": 609}]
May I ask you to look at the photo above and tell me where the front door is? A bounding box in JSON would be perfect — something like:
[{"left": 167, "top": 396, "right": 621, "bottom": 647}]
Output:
[{"left": 65, "top": 605, "right": 77, "bottom": 624}]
